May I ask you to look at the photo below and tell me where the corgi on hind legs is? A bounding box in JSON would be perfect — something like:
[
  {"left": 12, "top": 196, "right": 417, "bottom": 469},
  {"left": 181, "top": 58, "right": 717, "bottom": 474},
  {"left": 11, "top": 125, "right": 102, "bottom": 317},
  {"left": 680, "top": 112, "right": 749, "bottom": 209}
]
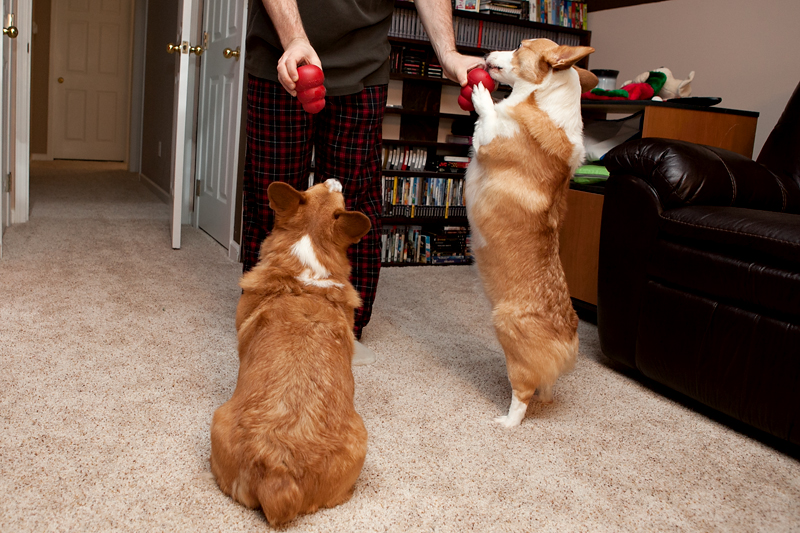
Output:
[{"left": 464, "top": 39, "right": 597, "bottom": 428}]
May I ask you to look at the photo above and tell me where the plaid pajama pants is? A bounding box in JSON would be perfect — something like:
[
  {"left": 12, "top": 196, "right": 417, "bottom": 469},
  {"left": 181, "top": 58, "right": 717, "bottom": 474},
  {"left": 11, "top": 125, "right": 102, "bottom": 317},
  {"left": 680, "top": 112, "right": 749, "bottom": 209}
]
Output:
[{"left": 242, "top": 75, "right": 387, "bottom": 339}]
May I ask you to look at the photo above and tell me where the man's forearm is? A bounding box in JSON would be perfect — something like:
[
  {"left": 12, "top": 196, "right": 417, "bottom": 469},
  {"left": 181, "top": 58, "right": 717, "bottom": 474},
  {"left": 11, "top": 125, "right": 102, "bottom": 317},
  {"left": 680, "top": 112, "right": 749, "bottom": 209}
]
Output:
[
  {"left": 414, "top": 0, "right": 458, "bottom": 61},
  {"left": 262, "top": 0, "right": 309, "bottom": 49}
]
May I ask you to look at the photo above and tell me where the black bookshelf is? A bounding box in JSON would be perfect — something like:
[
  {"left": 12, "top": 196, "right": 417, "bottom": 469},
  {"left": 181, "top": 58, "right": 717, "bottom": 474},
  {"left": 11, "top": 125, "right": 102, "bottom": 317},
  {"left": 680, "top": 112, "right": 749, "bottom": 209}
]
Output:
[{"left": 381, "top": 2, "right": 592, "bottom": 266}]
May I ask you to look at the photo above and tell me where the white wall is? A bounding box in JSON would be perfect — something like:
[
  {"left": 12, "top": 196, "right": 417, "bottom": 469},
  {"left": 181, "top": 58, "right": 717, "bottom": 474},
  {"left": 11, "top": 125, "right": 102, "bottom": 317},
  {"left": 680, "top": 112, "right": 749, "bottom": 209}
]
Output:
[{"left": 587, "top": 0, "right": 800, "bottom": 156}]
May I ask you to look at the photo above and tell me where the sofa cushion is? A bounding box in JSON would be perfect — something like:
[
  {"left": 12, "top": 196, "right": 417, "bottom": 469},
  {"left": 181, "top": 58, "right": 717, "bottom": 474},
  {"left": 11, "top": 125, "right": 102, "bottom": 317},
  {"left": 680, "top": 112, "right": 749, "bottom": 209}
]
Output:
[
  {"left": 649, "top": 239, "right": 800, "bottom": 321},
  {"left": 647, "top": 206, "right": 800, "bottom": 321},
  {"left": 659, "top": 206, "right": 800, "bottom": 264}
]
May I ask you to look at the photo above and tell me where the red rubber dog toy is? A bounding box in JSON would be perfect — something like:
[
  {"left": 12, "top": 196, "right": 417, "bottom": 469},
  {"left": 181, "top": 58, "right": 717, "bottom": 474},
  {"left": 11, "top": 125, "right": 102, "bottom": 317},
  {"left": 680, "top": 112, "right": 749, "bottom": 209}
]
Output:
[
  {"left": 458, "top": 68, "right": 496, "bottom": 112},
  {"left": 296, "top": 65, "right": 326, "bottom": 114}
]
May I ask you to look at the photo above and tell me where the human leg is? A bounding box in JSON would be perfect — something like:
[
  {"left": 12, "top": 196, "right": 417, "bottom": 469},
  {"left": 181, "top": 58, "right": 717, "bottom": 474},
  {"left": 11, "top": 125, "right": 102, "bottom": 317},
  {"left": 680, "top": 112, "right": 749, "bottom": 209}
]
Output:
[
  {"left": 313, "top": 85, "right": 388, "bottom": 339},
  {"left": 242, "top": 75, "right": 314, "bottom": 272}
]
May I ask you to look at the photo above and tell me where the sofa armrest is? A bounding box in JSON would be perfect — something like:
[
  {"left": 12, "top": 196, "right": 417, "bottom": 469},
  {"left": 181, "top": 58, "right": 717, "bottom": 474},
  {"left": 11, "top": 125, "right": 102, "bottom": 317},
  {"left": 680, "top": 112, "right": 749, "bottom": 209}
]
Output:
[{"left": 605, "top": 138, "right": 800, "bottom": 213}]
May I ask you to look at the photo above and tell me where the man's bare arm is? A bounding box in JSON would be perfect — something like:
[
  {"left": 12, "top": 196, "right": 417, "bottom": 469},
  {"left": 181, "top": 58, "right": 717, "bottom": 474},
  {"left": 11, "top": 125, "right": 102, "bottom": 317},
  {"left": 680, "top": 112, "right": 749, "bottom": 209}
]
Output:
[
  {"left": 414, "top": 0, "right": 484, "bottom": 86},
  {"left": 261, "top": 0, "right": 321, "bottom": 95}
]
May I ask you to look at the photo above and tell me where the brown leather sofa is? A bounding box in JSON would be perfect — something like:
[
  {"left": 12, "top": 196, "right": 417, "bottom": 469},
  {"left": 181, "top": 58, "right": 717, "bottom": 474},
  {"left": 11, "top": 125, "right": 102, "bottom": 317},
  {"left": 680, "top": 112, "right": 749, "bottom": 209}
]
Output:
[{"left": 597, "top": 82, "right": 800, "bottom": 445}]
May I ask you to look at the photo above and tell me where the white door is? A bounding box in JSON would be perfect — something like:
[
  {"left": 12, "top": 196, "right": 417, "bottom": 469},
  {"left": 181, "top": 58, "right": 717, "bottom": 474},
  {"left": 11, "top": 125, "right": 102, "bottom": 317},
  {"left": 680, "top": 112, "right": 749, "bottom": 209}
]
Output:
[
  {"left": 1, "top": 0, "right": 30, "bottom": 254},
  {"left": 194, "top": 0, "right": 246, "bottom": 254},
  {"left": 48, "top": 0, "right": 133, "bottom": 162},
  {"left": 170, "top": 0, "right": 201, "bottom": 249}
]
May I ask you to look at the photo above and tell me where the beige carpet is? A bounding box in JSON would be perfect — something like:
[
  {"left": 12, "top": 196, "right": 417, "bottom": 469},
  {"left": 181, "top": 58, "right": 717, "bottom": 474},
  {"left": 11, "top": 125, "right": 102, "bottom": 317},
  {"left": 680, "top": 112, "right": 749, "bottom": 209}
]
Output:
[{"left": 1, "top": 161, "right": 798, "bottom": 532}]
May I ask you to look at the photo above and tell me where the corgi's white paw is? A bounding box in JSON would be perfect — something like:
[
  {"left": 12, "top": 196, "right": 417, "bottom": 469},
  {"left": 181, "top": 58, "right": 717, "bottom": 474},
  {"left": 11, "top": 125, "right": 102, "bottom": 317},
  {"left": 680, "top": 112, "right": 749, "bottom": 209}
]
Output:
[
  {"left": 493, "top": 414, "right": 522, "bottom": 428},
  {"left": 494, "top": 391, "right": 527, "bottom": 427},
  {"left": 471, "top": 82, "right": 494, "bottom": 115}
]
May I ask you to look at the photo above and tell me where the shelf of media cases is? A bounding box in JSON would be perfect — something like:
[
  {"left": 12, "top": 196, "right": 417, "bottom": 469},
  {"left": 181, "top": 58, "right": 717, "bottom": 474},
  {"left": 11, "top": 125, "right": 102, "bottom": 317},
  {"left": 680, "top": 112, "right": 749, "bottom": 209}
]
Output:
[
  {"left": 389, "top": 71, "right": 460, "bottom": 86},
  {"left": 390, "top": 1, "right": 592, "bottom": 60},
  {"left": 450, "top": 8, "right": 591, "bottom": 40},
  {"left": 383, "top": 170, "right": 467, "bottom": 179},
  {"left": 382, "top": 215, "right": 469, "bottom": 225},
  {"left": 381, "top": 259, "right": 474, "bottom": 267},
  {"left": 384, "top": 106, "right": 474, "bottom": 121},
  {"left": 383, "top": 139, "right": 471, "bottom": 149}
]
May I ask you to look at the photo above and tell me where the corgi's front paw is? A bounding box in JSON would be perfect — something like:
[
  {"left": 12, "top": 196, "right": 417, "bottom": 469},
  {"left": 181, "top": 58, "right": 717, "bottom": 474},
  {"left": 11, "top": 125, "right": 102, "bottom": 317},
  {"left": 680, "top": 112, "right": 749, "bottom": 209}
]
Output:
[{"left": 471, "top": 82, "right": 494, "bottom": 116}]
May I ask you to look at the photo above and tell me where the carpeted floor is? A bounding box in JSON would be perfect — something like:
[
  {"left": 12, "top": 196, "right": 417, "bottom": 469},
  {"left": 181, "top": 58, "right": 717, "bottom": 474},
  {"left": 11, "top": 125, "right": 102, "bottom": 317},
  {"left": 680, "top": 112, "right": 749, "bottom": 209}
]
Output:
[{"left": 1, "top": 161, "right": 798, "bottom": 532}]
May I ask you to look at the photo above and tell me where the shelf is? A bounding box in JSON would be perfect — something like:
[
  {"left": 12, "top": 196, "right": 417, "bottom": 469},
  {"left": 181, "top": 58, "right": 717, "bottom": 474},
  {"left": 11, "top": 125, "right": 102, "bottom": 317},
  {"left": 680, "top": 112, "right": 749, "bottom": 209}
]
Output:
[
  {"left": 394, "top": 1, "right": 590, "bottom": 36},
  {"left": 389, "top": 72, "right": 459, "bottom": 86},
  {"left": 383, "top": 259, "right": 473, "bottom": 267},
  {"left": 391, "top": 1, "right": 591, "bottom": 57},
  {"left": 385, "top": 106, "right": 471, "bottom": 121},
  {"left": 382, "top": 169, "right": 467, "bottom": 178},
  {"left": 451, "top": 7, "right": 590, "bottom": 37},
  {"left": 382, "top": 215, "right": 469, "bottom": 225},
  {"left": 581, "top": 100, "right": 759, "bottom": 118},
  {"left": 382, "top": 139, "right": 471, "bottom": 150}
]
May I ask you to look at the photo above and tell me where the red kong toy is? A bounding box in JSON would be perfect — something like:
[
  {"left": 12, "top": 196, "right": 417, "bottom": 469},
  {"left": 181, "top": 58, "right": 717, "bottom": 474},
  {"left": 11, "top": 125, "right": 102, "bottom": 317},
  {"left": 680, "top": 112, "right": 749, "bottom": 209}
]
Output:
[
  {"left": 458, "top": 68, "right": 496, "bottom": 112},
  {"left": 295, "top": 64, "right": 326, "bottom": 114}
]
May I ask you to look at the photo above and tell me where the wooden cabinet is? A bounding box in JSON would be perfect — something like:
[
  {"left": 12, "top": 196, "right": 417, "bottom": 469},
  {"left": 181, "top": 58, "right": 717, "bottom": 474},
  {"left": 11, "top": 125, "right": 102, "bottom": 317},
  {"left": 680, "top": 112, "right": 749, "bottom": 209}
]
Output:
[
  {"left": 582, "top": 101, "right": 759, "bottom": 158},
  {"left": 559, "top": 187, "right": 604, "bottom": 306}
]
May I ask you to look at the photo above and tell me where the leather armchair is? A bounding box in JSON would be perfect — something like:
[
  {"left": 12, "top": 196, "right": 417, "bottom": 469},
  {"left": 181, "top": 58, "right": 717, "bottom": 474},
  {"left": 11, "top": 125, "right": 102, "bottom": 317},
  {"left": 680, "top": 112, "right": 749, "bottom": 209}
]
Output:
[{"left": 597, "top": 82, "right": 800, "bottom": 445}]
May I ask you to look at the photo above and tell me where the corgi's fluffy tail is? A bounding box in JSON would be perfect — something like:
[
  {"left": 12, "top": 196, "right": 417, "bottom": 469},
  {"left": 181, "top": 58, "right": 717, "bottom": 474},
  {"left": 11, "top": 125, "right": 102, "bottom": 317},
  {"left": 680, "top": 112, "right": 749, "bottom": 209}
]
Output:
[{"left": 257, "top": 474, "right": 303, "bottom": 527}]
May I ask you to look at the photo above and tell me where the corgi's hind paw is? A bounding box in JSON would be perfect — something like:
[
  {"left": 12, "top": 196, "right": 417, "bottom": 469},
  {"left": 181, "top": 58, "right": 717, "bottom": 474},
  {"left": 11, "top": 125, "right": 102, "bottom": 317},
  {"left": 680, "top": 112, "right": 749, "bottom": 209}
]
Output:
[
  {"left": 533, "top": 384, "right": 554, "bottom": 403},
  {"left": 494, "top": 391, "right": 528, "bottom": 427},
  {"left": 493, "top": 414, "right": 522, "bottom": 428}
]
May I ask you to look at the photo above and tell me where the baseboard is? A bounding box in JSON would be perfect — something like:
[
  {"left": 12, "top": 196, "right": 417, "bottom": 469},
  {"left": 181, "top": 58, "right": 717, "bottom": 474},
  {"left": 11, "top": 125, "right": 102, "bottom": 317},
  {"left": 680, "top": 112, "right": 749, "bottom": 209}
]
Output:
[
  {"left": 138, "top": 173, "right": 170, "bottom": 205},
  {"left": 228, "top": 241, "right": 240, "bottom": 263},
  {"left": 30, "top": 153, "right": 53, "bottom": 161}
]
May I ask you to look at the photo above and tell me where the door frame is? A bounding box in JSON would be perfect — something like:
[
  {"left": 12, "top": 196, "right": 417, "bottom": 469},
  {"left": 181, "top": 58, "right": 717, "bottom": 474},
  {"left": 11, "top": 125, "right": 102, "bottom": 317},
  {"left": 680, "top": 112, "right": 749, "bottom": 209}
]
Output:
[{"left": 10, "top": 0, "right": 29, "bottom": 224}]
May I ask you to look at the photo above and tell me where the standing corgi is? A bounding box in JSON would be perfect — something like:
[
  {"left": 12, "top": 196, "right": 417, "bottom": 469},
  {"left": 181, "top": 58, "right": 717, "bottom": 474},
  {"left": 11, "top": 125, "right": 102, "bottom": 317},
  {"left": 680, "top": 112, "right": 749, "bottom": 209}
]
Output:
[
  {"left": 465, "top": 39, "right": 596, "bottom": 427},
  {"left": 210, "top": 179, "right": 371, "bottom": 526}
]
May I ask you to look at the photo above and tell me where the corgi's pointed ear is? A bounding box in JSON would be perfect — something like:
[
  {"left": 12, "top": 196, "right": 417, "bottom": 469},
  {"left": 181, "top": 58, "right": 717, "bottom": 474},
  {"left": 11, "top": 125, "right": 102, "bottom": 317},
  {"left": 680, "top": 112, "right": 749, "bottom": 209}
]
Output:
[
  {"left": 546, "top": 46, "right": 595, "bottom": 71},
  {"left": 575, "top": 66, "right": 599, "bottom": 92},
  {"left": 268, "top": 182, "right": 304, "bottom": 216},
  {"left": 334, "top": 210, "right": 371, "bottom": 244}
]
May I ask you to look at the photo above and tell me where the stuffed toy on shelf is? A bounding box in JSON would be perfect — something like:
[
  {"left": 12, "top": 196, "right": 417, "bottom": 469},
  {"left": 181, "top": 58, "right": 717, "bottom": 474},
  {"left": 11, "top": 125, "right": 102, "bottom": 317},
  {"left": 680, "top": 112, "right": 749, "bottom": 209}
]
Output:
[
  {"left": 581, "top": 68, "right": 694, "bottom": 101},
  {"left": 622, "top": 67, "right": 695, "bottom": 100}
]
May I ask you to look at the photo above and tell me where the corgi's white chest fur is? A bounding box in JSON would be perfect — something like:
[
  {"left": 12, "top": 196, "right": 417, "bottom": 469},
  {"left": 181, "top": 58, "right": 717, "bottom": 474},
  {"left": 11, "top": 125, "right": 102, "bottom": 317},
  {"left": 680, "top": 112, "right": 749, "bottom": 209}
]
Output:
[
  {"left": 291, "top": 235, "right": 344, "bottom": 288},
  {"left": 471, "top": 68, "right": 586, "bottom": 173},
  {"left": 465, "top": 46, "right": 587, "bottom": 254}
]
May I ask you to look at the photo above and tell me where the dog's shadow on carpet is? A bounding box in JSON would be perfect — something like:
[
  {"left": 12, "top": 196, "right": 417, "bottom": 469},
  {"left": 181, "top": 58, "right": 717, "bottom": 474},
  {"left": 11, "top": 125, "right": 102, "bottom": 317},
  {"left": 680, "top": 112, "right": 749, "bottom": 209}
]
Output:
[{"left": 372, "top": 268, "right": 524, "bottom": 413}]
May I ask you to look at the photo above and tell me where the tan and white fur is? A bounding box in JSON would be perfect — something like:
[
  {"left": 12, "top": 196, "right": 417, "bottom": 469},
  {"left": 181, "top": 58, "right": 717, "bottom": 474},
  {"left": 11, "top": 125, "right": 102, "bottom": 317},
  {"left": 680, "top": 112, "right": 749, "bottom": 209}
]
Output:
[
  {"left": 210, "top": 179, "right": 371, "bottom": 527},
  {"left": 465, "top": 39, "right": 596, "bottom": 427}
]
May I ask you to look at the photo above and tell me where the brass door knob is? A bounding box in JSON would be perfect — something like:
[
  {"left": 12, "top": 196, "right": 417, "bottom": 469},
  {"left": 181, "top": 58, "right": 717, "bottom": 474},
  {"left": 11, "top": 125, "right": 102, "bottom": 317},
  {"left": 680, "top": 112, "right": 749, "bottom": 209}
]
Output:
[
  {"left": 189, "top": 45, "right": 203, "bottom": 56},
  {"left": 166, "top": 42, "right": 182, "bottom": 54},
  {"left": 223, "top": 47, "right": 240, "bottom": 60},
  {"left": 3, "top": 26, "right": 17, "bottom": 38},
  {"left": 58, "top": 77, "right": 64, "bottom": 84}
]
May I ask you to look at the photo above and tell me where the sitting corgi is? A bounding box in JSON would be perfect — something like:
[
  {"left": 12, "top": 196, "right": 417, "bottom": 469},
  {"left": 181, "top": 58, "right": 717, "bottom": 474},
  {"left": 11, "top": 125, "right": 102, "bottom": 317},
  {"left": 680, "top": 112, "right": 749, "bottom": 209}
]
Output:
[
  {"left": 465, "top": 39, "right": 596, "bottom": 427},
  {"left": 210, "top": 179, "right": 371, "bottom": 526}
]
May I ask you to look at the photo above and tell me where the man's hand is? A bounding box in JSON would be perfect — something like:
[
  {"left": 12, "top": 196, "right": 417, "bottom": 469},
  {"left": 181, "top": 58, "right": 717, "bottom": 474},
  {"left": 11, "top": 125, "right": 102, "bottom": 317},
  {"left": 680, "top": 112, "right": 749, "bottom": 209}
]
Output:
[
  {"left": 438, "top": 50, "right": 485, "bottom": 87},
  {"left": 277, "top": 38, "right": 322, "bottom": 96}
]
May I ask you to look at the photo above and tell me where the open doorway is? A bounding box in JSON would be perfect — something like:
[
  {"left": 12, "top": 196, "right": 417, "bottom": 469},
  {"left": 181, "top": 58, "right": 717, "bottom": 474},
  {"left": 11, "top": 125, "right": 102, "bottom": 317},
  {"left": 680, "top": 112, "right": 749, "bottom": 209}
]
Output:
[{"left": 29, "top": 0, "right": 181, "bottom": 206}]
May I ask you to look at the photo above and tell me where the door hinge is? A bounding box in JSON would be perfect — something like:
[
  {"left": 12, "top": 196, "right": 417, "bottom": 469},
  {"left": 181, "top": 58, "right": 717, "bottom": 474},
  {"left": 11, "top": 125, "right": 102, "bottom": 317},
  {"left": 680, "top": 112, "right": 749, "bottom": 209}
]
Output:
[
  {"left": 195, "top": 180, "right": 201, "bottom": 197},
  {"left": 3, "top": 172, "right": 10, "bottom": 193}
]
